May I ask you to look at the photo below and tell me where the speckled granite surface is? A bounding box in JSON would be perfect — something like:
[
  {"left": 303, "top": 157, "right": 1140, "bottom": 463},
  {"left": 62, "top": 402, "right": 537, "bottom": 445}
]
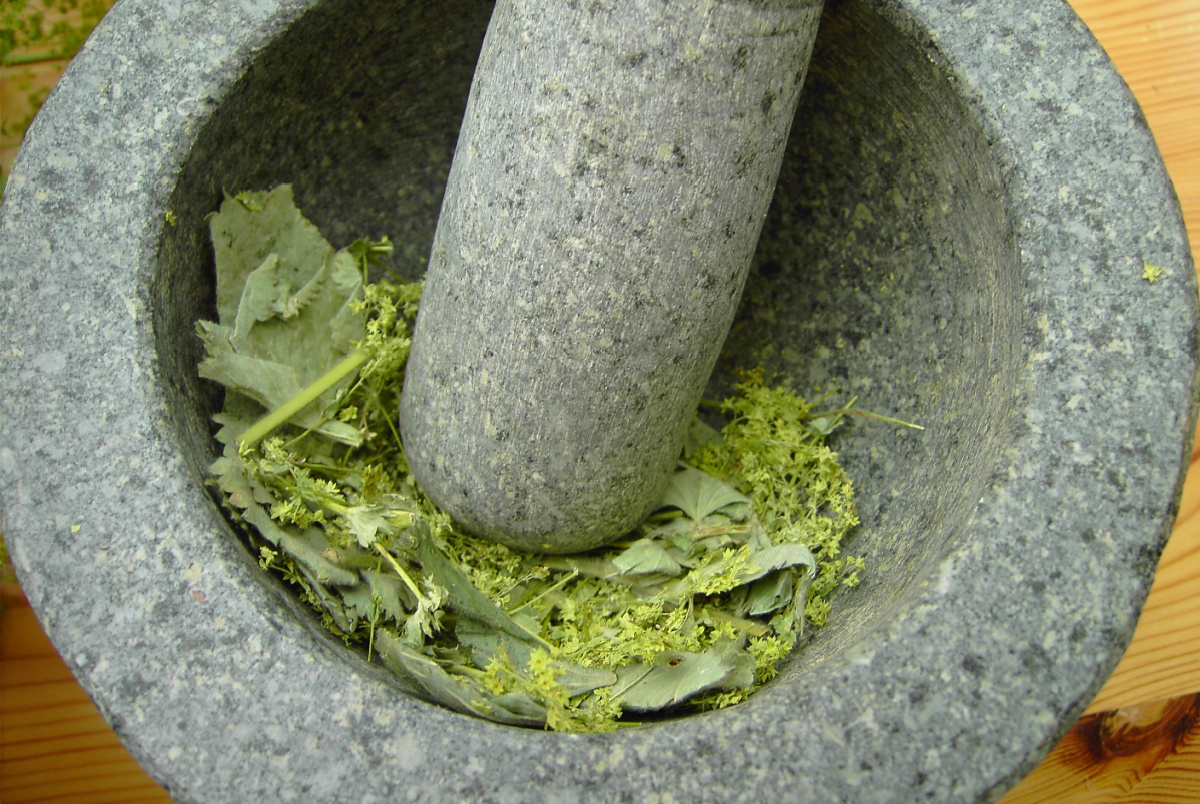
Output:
[
  {"left": 0, "top": 0, "right": 1196, "bottom": 802},
  {"left": 401, "top": 0, "right": 822, "bottom": 554}
]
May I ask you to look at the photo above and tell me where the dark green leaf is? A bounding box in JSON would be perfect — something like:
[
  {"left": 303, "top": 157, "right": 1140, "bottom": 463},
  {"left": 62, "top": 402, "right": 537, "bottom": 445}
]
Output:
[
  {"left": 415, "top": 528, "right": 549, "bottom": 649},
  {"left": 745, "top": 568, "right": 796, "bottom": 616},
  {"left": 376, "top": 631, "right": 543, "bottom": 726}
]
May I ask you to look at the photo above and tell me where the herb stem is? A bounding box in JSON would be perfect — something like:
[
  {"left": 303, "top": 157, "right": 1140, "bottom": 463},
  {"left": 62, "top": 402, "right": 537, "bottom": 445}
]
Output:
[
  {"left": 705, "top": 609, "right": 771, "bottom": 637},
  {"left": 374, "top": 542, "right": 425, "bottom": 602},
  {"left": 240, "top": 349, "right": 369, "bottom": 449},
  {"left": 374, "top": 386, "right": 405, "bottom": 451},
  {"left": 511, "top": 569, "right": 579, "bottom": 614},
  {"left": 845, "top": 409, "right": 924, "bottom": 430}
]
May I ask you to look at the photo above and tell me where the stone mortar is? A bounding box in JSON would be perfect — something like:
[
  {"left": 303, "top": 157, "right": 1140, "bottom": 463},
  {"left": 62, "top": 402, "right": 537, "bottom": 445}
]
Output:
[{"left": 0, "top": 0, "right": 1196, "bottom": 802}]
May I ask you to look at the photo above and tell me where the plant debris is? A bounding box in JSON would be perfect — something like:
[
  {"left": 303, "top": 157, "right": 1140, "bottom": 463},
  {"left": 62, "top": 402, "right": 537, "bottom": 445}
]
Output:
[{"left": 199, "top": 185, "right": 862, "bottom": 731}]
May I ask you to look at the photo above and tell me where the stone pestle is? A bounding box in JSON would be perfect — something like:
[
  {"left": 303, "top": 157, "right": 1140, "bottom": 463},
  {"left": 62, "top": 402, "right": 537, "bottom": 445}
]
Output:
[{"left": 399, "top": 0, "right": 823, "bottom": 553}]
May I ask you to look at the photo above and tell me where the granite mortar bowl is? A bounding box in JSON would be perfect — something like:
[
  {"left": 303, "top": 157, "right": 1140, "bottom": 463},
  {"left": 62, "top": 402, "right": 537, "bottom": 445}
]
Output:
[{"left": 1, "top": 0, "right": 1197, "bottom": 801}]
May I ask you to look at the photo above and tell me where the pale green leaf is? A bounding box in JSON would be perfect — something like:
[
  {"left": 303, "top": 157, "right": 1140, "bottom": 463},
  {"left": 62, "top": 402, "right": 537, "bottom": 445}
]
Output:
[
  {"left": 278, "top": 526, "right": 359, "bottom": 587},
  {"left": 660, "top": 466, "right": 751, "bottom": 521},
  {"left": 198, "top": 321, "right": 363, "bottom": 445},
  {"left": 682, "top": 417, "right": 720, "bottom": 458},
  {"left": 342, "top": 505, "right": 412, "bottom": 549},
  {"left": 360, "top": 568, "right": 414, "bottom": 621},
  {"left": 611, "top": 639, "right": 753, "bottom": 712},
  {"left": 611, "top": 538, "right": 684, "bottom": 576},
  {"left": 341, "top": 583, "right": 375, "bottom": 621},
  {"left": 551, "top": 662, "right": 618, "bottom": 697},
  {"left": 456, "top": 623, "right": 616, "bottom": 697},
  {"left": 231, "top": 254, "right": 284, "bottom": 344},
  {"left": 211, "top": 185, "right": 333, "bottom": 326},
  {"left": 489, "top": 692, "right": 549, "bottom": 724}
]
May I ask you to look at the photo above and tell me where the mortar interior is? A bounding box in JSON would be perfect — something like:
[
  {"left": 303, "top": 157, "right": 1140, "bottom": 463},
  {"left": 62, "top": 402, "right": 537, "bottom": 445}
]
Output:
[{"left": 155, "top": 0, "right": 1022, "bottom": 707}]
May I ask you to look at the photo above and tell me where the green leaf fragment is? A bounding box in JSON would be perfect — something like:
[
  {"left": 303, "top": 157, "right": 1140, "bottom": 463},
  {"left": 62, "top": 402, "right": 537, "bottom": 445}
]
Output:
[
  {"left": 660, "top": 466, "right": 751, "bottom": 521},
  {"left": 212, "top": 185, "right": 334, "bottom": 326},
  {"left": 415, "top": 530, "right": 549, "bottom": 649},
  {"left": 613, "top": 639, "right": 754, "bottom": 712},
  {"left": 682, "top": 417, "right": 720, "bottom": 458},
  {"left": 377, "top": 631, "right": 541, "bottom": 725},
  {"left": 745, "top": 568, "right": 797, "bottom": 616},
  {"left": 611, "top": 537, "right": 685, "bottom": 576}
]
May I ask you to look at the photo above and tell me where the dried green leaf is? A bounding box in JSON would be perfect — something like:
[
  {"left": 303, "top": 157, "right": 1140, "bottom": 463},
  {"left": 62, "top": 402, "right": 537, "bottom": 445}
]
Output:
[
  {"left": 415, "top": 529, "right": 548, "bottom": 649},
  {"left": 278, "top": 527, "right": 359, "bottom": 587},
  {"left": 210, "top": 185, "right": 333, "bottom": 326},
  {"left": 612, "top": 639, "right": 753, "bottom": 712},
  {"left": 611, "top": 537, "right": 685, "bottom": 576},
  {"left": 746, "top": 543, "right": 817, "bottom": 580},
  {"left": 342, "top": 505, "right": 412, "bottom": 549},
  {"left": 551, "top": 662, "right": 618, "bottom": 697},
  {"left": 360, "top": 568, "right": 414, "bottom": 620},
  {"left": 197, "top": 320, "right": 362, "bottom": 445},
  {"left": 377, "top": 631, "right": 542, "bottom": 725},
  {"left": 745, "top": 568, "right": 796, "bottom": 616},
  {"left": 489, "top": 692, "right": 550, "bottom": 725},
  {"left": 660, "top": 466, "right": 751, "bottom": 521},
  {"left": 456, "top": 622, "right": 534, "bottom": 671},
  {"left": 682, "top": 417, "right": 720, "bottom": 458},
  {"left": 200, "top": 190, "right": 367, "bottom": 445},
  {"left": 199, "top": 184, "right": 864, "bottom": 733}
]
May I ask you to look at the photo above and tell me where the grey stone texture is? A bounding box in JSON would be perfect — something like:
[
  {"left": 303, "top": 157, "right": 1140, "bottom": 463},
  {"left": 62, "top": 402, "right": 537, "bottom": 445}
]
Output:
[
  {"left": 0, "top": 0, "right": 1196, "bottom": 802},
  {"left": 400, "top": 0, "right": 823, "bottom": 553}
]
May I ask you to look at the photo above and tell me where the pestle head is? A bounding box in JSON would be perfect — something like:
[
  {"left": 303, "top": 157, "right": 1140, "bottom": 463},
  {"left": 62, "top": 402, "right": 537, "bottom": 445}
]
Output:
[{"left": 400, "top": 0, "right": 823, "bottom": 553}]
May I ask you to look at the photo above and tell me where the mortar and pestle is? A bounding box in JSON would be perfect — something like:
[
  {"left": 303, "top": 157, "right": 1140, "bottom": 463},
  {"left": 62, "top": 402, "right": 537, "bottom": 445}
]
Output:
[{"left": 1, "top": 0, "right": 1197, "bottom": 802}]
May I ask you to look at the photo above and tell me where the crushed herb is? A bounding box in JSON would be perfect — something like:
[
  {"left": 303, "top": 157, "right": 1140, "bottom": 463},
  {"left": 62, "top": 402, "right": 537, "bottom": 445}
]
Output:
[
  {"left": 1143, "top": 261, "right": 1164, "bottom": 283},
  {"left": 199, "top": 184, "right": 862, "bottom": 731}
]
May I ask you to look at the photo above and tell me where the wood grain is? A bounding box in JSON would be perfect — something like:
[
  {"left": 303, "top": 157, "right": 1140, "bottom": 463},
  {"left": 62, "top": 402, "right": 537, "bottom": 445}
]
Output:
[
  {"left": 1, "top": 592, "right": 173, "bottom": 803},
  {"left": 1, "top": 0, "right": 1199, "bottom": 802},
  {"left": 1086, "top": 456, "right": 1200, "bottom": 715}
]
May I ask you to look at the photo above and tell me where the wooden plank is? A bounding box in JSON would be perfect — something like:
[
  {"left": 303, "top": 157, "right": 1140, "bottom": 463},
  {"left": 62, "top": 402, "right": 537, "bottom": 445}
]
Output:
[
  {"left": 1, "top": 600, "right": 57, "bottom": 660},
  {"left": 0, "top": 753, "right": 171, "bottom": 804},
  {"left": 1069, "top": 0, "right": 1200, "bottom": 271},
  {"left": 1001, "top": 694, "right": 1200, "bottom": 804},
  {"left": 2, "top": 678, "right": 93, "bottom": 712},
  {"left": 1, "top": 655, "right": 76, "bottom": 688},
  {"left": 1, "top": 702, "right": 115, "bottom": 732},
  {"left": 1, "top": 729, "right": 129, "bottom": 762},
  {"left": 1087, "top": 463, "right": 1200, "bottom": 713},
  {"left": 2, "top": 745, "right": 152, "bottom": 781},
  {"left": 2, "top": 711, "right": 120, "bottom": 745}
]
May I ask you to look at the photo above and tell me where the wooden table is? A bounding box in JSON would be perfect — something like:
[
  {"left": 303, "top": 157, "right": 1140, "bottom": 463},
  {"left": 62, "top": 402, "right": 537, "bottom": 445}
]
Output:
[{"left": 2, "top": 1, "right": 1199, "bottom": 801}]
